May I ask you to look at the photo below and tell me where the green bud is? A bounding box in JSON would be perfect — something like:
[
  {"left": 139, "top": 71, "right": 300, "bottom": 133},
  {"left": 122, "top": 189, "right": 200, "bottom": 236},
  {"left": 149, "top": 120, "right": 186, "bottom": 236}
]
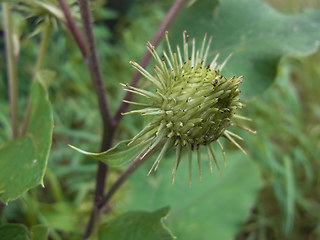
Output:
[{"left": 123, "top": 31, "right": 254, "bottom": 184}]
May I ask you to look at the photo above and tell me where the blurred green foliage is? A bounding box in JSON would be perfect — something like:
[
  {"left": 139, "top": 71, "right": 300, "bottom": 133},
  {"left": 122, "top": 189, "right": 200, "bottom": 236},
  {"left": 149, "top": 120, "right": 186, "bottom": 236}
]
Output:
[
  {"left": 236, "top": 53, "right": 320, "bottom": 240},
  {"left": 0, "top": 0, "right": 320, "bottom": 239}
]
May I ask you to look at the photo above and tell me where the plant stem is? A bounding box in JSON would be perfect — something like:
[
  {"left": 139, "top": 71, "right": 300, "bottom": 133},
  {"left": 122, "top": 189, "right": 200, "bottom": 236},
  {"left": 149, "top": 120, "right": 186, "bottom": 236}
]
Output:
[
  {"left": 77, "top": 0, "right": 116, "bottom": 238},
  {"left": 3, "top": 3, "right": 19, "bottom": 139},
  {"left": 114, "top": 0, "right": 188, "bottom": 125},
  {"left": 57, "top": 0, "right": 87, "bottom": 59},
  {"left": 82, "top": 131, "right": 114, "bottom": 239}
]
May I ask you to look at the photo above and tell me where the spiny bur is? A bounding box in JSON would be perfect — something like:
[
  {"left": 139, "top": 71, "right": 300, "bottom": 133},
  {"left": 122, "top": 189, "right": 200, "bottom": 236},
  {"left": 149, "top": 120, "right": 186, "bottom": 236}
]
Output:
[{"left": 123, "top": 31, "right": 255, "bottom": 185}]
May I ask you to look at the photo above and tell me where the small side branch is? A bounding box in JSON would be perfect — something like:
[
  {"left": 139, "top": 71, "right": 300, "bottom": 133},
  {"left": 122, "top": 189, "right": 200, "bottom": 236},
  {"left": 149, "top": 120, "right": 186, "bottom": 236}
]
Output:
[{"left": 57, "top": 0, "right": 88, "bottom": 59}]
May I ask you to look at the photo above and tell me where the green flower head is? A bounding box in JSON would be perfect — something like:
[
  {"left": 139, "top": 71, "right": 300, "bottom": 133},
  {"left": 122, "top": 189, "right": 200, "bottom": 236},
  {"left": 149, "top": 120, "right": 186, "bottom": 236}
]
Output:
[{"left": 123, "top": 31, "right": 254, "bottom": 184}]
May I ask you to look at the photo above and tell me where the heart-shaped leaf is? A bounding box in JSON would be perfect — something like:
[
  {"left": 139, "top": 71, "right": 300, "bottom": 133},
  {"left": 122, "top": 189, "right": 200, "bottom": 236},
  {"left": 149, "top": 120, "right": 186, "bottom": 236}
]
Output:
[{"left": 170, "top": 0, "right": 320, "bottom": 98}]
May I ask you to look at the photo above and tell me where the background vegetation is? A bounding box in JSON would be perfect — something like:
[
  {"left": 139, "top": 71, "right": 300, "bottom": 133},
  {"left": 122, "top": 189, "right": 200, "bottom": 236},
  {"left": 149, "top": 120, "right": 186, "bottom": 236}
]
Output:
[{"left": 0, "top": 0, "right": 319, "bottom": 239}]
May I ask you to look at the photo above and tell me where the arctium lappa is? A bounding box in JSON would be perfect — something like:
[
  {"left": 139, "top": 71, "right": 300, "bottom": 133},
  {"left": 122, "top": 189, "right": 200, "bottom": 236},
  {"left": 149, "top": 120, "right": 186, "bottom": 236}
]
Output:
[{"left": 123, "top": 31, "right": 255, "bottom": 184}]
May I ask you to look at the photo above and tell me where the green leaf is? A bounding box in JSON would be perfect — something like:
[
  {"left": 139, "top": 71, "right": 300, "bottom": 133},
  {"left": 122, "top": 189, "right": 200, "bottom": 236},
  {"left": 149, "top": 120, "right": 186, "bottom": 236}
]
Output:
[
  {"left": 0, "top": 224, "right": 48, "bottom": 240},
  {"left": 170, "top": 0, "right": 320, "bottom": 98},
  {"left": 0, "top": 224, "right": 30, "bottom": 240},
  {"left": 119, "top": 152, "right": 262, "bottom": 240},
  {"left": 0, "top": 81, "right": 53, "bottom": 203},
  {"left": 98, "top": 207, "right": 175, "bottom": 240},
  {"left": 69, "top": 139, "right": 151, "bottom": 166},
  {"left": 0, "top": 136, "right": 37, "bottom": 203}
]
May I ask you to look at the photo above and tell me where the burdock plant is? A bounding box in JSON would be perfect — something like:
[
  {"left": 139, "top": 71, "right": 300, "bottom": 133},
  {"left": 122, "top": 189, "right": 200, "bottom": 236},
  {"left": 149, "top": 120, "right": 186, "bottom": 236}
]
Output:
[{"left": 121, "top": 31, "right": 254, "bottom": 184}]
